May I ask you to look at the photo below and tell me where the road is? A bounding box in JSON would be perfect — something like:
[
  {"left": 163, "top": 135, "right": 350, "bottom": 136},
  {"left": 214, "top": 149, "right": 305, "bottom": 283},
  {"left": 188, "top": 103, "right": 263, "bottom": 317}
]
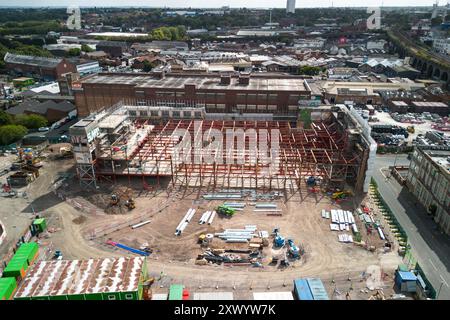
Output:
[{"left": 373, "top": 154, "right": 450, "bottom": 300}]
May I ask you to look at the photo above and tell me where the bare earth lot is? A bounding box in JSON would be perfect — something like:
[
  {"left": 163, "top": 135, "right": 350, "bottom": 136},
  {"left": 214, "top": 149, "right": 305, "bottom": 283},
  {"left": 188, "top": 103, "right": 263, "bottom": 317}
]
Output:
[{"left": 0, "top": 153, "right": 402, "bottom": 299}]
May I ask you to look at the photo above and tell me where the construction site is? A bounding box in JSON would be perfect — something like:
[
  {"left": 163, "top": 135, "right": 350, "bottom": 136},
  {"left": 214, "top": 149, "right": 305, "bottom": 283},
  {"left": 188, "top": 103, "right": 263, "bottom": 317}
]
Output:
[{"left": 1, "top": 102, "right": 407, "bottom": 300}]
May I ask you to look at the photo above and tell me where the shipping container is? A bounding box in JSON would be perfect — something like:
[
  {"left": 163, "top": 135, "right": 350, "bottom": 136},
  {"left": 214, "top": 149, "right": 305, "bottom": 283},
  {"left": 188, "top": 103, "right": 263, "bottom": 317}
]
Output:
[
  {"left": 294, "top": 279, "right": 313, "bottom": 300},
  {"left": 168, "top": 284, "right": 184, "bottom": 300},
  {"left": 0, "top": 277, "right": 17, "bottom": 300},
  {"left": 306, "top": 278, "right": 329, "bottom": 300}
]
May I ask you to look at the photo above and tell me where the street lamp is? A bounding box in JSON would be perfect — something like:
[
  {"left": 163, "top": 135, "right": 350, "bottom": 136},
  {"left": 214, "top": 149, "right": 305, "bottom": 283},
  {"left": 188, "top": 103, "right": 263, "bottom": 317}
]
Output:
[{"left": 436, "top": 281, "right": 444, "bottom": 300}]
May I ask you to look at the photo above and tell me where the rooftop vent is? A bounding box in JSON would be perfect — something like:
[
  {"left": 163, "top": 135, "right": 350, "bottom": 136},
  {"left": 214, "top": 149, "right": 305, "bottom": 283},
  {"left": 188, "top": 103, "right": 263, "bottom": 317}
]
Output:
[
  {"left": 238, "top": 72, "right": 251, "bottom": 85},
  {"left": 220, "top": 73, "right": 231, "bottom": 85}
]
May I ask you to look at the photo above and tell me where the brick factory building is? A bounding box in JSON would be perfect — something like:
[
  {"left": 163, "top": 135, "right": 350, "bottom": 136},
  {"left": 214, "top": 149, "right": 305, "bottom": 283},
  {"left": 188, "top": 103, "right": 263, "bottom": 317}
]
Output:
[
  {"left": 4, "top": 53, "right": 77, "bottom": 81},
  {"left": 72, "top": 72, "right": 312, "bottom": 118}
]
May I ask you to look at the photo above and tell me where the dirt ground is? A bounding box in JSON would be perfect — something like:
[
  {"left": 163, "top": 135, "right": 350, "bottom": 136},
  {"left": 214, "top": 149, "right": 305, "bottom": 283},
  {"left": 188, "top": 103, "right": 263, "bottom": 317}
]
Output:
[{"left": 0, "top": 148, "right": 403, "bottom": 299}]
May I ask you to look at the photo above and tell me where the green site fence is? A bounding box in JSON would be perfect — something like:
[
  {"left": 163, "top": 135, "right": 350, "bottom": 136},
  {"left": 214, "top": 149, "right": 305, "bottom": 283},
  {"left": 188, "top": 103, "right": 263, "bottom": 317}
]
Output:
[
  {"left": 370, "top": 178, "right": 408, "bottom": 243},
  {"left": 371, "top": 177, "right": 437, "bottom": 300},
  {"left": 415, "top": 263, "right": 437, "bottom": 299}
]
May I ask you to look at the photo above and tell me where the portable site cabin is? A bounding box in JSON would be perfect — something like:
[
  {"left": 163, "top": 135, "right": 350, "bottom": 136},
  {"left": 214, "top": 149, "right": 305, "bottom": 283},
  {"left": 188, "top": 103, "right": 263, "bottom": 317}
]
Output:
[
  {"left": 13, "top": 257, "right": 147, "bottom": 300},
  {"left": 306, "top": 278, "right": 329, "bottom": 300},
  {"left": 15, "top": 242, "right": 39, "bottom": 265},
  {"left": 32, "top": 219, "right": 47, "bottom": 233},
  {"left": 0, "top": 277, "right": 17, "bottom": 300},
  {"left": 293, "top": 279, "right": 313, "bottom": 300},
  {"left": 395, "top": 271, "right": 417, "bottom": 293},
  {"left": 168, "top": 284, "right": 184, "bottom": 300}
]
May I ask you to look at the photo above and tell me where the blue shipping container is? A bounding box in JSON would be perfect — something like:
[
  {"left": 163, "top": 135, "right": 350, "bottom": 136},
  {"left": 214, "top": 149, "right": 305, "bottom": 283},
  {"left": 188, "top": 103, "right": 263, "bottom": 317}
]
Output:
[
  {"left": 306, "top": 278, "right": 329, "bottom": 300},
  {"left": 293, "top": 279, "right": 313, "bottom": 300}
]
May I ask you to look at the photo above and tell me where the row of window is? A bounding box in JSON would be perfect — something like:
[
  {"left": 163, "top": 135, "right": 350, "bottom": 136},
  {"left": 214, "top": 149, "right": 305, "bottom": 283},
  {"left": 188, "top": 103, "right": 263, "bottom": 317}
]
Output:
[
  {"left": 129, "top": 110, "right": 202, "bottom": 118},
  {"left": 152, "top": 91, "right": 305, "bottom": 104}
]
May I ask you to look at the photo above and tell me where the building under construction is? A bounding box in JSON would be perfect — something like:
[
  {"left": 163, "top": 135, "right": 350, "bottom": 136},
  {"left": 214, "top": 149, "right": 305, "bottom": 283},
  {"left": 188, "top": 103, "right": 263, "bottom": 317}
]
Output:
[{"left": 69, "top": 103, "right": 376, "bottom": 193}]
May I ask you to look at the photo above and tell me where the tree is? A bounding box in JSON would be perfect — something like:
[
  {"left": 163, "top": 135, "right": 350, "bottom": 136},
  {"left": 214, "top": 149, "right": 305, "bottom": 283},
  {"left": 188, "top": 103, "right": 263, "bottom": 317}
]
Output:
[
  {"left": 297, "top": 65, "right": 322, "bottom": 76},
  {"left": 67, "top": 48, "right": 81, "bottom": 57},
  {"left": 142, "top": 60, "right": 155, "bottom": 72},
  {"left": 0, "top": 110, "right": 13, "bottom": 126},
  {"left": 0, "top": 125, "right": 27, "bottom": 145},
  {"left": 15, "top": 114, "right": 48, "bottom": 129},
  {"left": 81, "top": 44, "right": 94, "bottom": 52}
]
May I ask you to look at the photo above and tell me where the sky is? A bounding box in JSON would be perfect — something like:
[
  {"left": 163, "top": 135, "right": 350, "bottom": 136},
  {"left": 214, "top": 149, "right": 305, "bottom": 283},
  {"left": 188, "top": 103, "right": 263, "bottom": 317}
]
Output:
[{"left": 0, "top": 0, "right": 440, "bottom": 8}]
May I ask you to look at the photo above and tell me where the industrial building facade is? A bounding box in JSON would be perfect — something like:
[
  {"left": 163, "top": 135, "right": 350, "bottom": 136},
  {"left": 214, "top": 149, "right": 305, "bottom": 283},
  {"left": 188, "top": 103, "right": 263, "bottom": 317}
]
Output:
[
  {"left": 406, "top": 147, "right": 450, "bottom": 235},
  {"left": 73, "top": 72, "right": 312, "bottom": 118}
]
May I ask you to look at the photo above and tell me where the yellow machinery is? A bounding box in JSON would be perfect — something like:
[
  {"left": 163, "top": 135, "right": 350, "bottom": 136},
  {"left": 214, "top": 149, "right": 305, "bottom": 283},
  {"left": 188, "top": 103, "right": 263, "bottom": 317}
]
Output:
[{"left": 407, "top": 126, "right": 415, "bottom": 134}]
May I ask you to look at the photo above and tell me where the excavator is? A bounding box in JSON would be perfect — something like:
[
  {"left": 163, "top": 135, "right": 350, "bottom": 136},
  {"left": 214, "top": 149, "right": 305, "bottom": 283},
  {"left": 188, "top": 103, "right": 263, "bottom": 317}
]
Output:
[{"left": 125, "top": 198, "right": 135, "bottom": 210}]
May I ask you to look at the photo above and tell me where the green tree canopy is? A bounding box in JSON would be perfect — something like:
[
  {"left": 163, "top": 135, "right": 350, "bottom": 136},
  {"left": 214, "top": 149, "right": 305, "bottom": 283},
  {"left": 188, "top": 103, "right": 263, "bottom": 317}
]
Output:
[
  {"left": 0, "top": 124, "right": 27, "bottom": 145},
  {"left": 81, "top": 44, "right": 94, "bottom": 52},
  {"left": 15, "top": 114, "right": 48, "bottom": 129},
  {"left": 67, "top": 48, "right": 81, "bottom": 57},
  {"left": 0, "top": 110, "right": 13, "bottom": 126}
]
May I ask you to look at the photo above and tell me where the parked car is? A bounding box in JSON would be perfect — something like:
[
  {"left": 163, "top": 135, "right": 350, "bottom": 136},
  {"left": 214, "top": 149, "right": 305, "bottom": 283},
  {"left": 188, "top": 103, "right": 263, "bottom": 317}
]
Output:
[{"left": 38, "top": 127, "right": 50, "bottom": 132}]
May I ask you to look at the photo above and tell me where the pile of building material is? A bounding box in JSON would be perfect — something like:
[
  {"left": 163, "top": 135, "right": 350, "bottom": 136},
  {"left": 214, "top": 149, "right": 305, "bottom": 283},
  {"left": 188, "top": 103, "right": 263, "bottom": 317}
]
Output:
[
  {"left": 214, "top": 225, "right": 257, "bottom": 243},
  {"left": 337, "top": 234, "right": 353, "bottom": 243},
  {"left": 223, "top": 203, "right": 245, "bottom": 210},
  {"left": 198, "top": 211, "right": 216, "bottom": 225},
  {"left": 253, "top": 203, "right": 282, "bottom": 215},
  {"left": 322, "top": 209, "right": 358, "bottom": 244},
  {"left": 197, "top": 248, "right": 261, "bottom": 266},
  {"left": 174, "top": 208, "right": 196, "bottom": 236}
]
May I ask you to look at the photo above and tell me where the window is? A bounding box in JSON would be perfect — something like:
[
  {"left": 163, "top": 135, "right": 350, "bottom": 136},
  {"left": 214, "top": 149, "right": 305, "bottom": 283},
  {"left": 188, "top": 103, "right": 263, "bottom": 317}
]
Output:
[
  {"left": 176, "top": 92, "right": 185, "bottom": 99},
  {"left": 247, "top": 105, "right": 256, "bottom": 110},
  {"left": 289, "top": 94, "right": 300, "bottom": 104},
  {"left": 172, "top": 111, "right": 180, "bottom": 118},
  {"left": 156, "top": 91, "right": 175, "bottom": 98},
  {"left": 162, "top": 110, "right": 170, "bottom": 117},
  {"left": 129, "top": 110, "right": 137, "bottom": 116},
  {"left": 137, "top": 100, "right": 146, "bottom": 106},
  {"left": 247, "top": 94, "right": 256, "bottom": 101},
  {"left": 125, "top": 294, "right": 134, "bottom": 300},
  {"left": 257, "top": 94, "right": 267, "bottom": 101},
  {"left": 216, "top": 104, "right": 226, "bottom": 109},
  {"left": 108, "top": 295, "right": 116, "bottom": 300},
  {"left": 150, "top": 111, "right": 159, "bottom": 117},
  {"left": 183, "top": 111, "right": 192, "bottom": 118},
  {"left": 197, "top": 92, "right": 206, "bottom": 99},
  {"left": 268, "top": 105, "right": 277, "bottom": 111},
  {"left": 194, "top": 112, "right": 202, "bottom": 118},
  {"left": 236, "top": 93, "right": 246, "bottom": 102},
  {"left": 140, "top": 110, "right": 148, "bottom": 117},
  {"left": 206, "top": 93, "right": 216, "bottom": 100},
  {"left": 288, "top": 105, "right": 298, "bottom": 111},
  {"left": 237, "top": 104, "right": 246, "bottom": 110}
]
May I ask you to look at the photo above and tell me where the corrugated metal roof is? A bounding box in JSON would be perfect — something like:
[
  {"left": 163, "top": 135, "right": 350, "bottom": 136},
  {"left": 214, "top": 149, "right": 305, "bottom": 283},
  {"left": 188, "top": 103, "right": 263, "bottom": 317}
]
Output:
[
  {"left": 14, "top": 257, "right": 145, "bottom": 299},
  {"left": 306, "top": 278, "right": 329, "bottom": 300},
  {"left": 4, "top": 52, "right": 62, "bottom": 68}
]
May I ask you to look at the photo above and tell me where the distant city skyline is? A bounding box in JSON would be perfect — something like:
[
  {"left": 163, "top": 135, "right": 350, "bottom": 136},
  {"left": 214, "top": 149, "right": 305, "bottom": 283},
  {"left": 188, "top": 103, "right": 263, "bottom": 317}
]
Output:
[{"left": 0, "top": 0, "right": 441, "bottom": 8}]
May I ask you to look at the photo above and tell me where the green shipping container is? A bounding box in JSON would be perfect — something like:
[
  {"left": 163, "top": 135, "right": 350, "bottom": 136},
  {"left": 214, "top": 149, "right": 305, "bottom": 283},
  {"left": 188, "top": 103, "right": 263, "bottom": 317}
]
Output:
[
  {"left": 2, "top": 258, "right": 28, "bottom": 278},
  {"left": 168, "top": 284, "right": 184, "bottom": 300},
  {"left": 33, "top": 218, "right": 47, "bottom": 233},
  {"left": 0, "top": 277, "right": 17, "bottom": 300},
  {"left": 16, "top": 242, "right": 39, "bottom": 264}
]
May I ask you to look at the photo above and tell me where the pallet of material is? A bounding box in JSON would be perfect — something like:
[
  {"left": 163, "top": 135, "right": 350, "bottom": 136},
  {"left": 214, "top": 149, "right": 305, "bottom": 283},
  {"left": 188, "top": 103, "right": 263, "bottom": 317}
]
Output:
[
  {"left": 330, "top": 224, "right": 339, "bottom": 231},
  {"left": 253, "top": 209, "right": 282, "bottom": 212},
  {"left": 249, "top": 243, "right": 262, "bottom": 248}
]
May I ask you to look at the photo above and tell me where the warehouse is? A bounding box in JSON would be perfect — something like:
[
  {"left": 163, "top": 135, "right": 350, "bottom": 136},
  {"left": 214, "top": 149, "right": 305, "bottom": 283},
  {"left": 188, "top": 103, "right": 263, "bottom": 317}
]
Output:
[
  {"left": 3, "top": 52, "right": 77, "bottom": 81},
  {"left": 72, "top": 72, "right": 312, "bottom": 117},
  {"left": 14, "top": 257, "right": 148, "bottom": 300}
]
